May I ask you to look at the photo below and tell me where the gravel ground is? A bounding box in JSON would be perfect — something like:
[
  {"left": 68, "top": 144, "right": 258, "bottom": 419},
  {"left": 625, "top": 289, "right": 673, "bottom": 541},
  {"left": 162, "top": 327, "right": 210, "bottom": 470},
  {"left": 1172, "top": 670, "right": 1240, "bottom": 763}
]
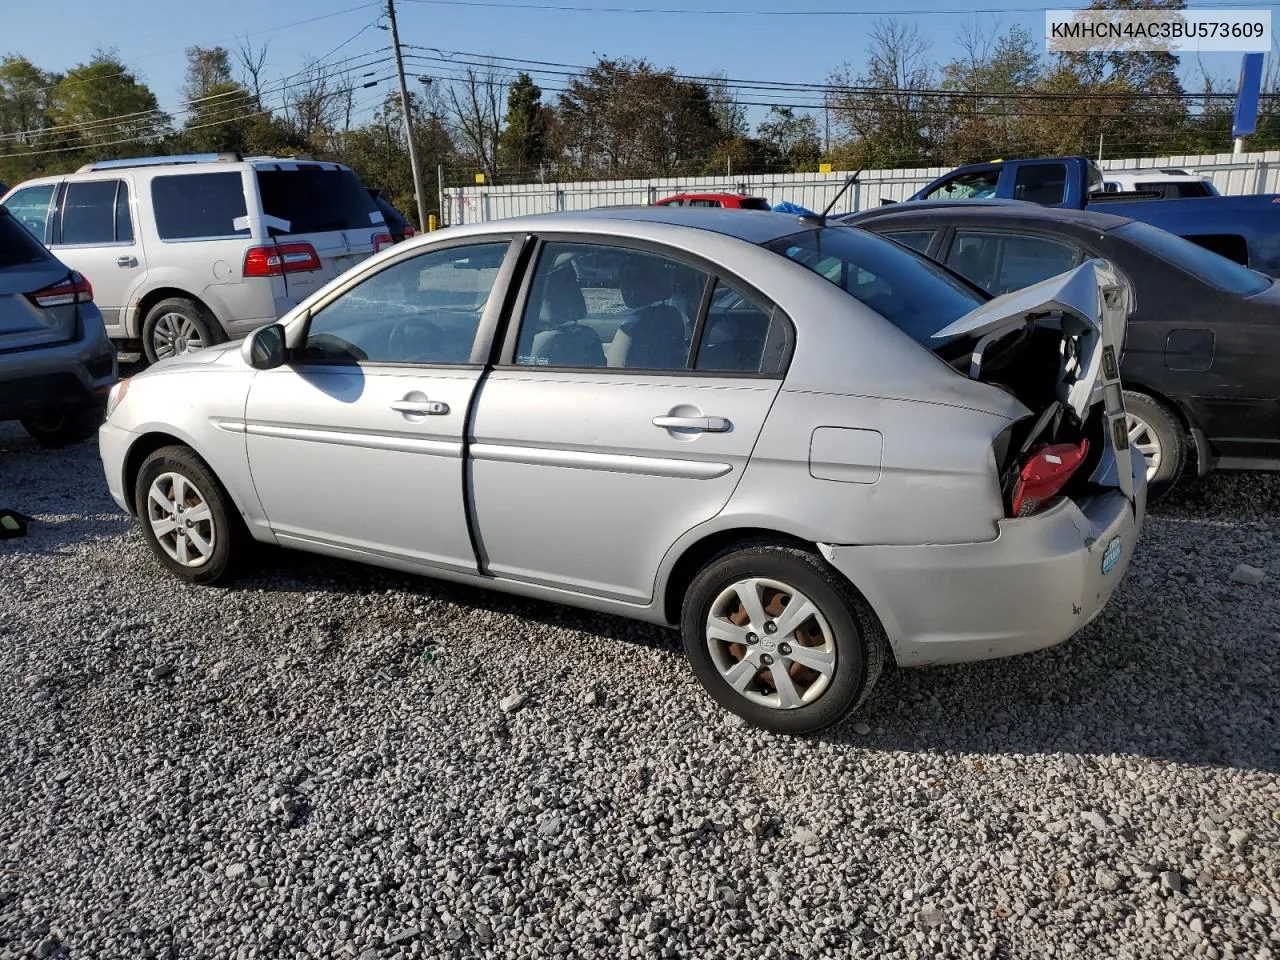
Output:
[{"left": 1, "top": 421, "right": 1278, "bottom": 960}]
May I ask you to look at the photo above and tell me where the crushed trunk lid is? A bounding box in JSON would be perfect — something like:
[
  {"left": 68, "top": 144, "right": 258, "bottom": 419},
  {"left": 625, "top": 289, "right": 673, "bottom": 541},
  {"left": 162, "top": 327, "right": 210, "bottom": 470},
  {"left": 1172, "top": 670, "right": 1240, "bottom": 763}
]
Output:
[{"left": 933, "top": 259, "right": 1136, "bottom": 501}]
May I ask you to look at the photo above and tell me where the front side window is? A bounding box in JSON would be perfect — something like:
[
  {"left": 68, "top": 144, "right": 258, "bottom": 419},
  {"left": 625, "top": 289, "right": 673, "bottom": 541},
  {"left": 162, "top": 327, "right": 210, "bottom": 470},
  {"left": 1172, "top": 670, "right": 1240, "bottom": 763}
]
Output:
[
  {"left": 515, "top": 242, "right": 707, "bottom": 370},
  {"left": 946, "top": 230, "right": 1080, "bottom": 296},
  {"left": 766, "top": 228, "right": 985, "bottom": 345},
  {"left": 924, "top": 169, "right": 998, "bottom": 201},
  {"left": 3, "top": 184, "right": 56, "bottom": 241},
  {"left": 1012, "top": 163, "right": 1068, "bottom": 205},
  {"left": 151, "top": 172, "right": 250, "bottom": 241},
  {"left": 60, "top": 180, "right": 121, "bottom": 245},
  {"left": 1115, "top": 220, "right": 1270, "bottom": 296},
  {"left": 302, "top": 242, "right": 509, "bottom": 364}
]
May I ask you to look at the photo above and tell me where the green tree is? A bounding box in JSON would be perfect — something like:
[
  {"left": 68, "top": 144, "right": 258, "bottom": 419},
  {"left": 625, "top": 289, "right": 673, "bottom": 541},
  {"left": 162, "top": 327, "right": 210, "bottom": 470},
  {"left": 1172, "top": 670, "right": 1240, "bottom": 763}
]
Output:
[
  {"left": 756, "top": 107, "right": 822, "bottom": 171},
  {"left": 0, "top": 56, "right": 62, "bottom": 182},
  {"left": 555, "top": 58, "right": 723, "bottom": 177},
  {"left": 179, "top": 46, "right": 255, "bottom": 153},
  {"left": 498, "top": 72, "right": 549, "bottom": 178},
  {"left": 51, "top": 51, "right": 169, "bottom": 162}
]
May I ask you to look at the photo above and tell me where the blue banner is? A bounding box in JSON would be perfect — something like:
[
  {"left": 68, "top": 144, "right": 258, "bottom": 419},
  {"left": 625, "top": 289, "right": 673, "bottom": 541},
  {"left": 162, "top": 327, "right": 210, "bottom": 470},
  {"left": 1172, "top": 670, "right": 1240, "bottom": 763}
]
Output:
[{"left": 1233, "top": 52, "right": 1265, "bottom": 138}]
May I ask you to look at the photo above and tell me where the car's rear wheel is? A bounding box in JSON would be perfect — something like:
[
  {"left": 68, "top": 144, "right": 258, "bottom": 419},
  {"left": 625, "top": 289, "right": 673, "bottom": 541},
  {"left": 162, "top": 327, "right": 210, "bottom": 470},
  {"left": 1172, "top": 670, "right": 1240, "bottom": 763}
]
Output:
[
  {"left": 134, "top": 445, "right": 244, "bottom": 585},
  {"left": 681, "top": 541, "right": 886, "bottom": 734},
  {"left": 20, "top": 405, "right": 103, "bottom": 447},
  {"left": 1123, "top": 390, "right": 1186, "bottom": 496},
  {"left": 142, "top": 298, "right": 220, "bottom": 365}
]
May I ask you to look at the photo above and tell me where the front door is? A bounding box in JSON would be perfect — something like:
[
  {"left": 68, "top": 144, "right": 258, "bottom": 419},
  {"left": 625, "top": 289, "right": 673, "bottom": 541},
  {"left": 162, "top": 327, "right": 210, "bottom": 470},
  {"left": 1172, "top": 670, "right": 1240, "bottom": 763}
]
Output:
[
  {"left": 244, "top": 240, "right": 512, "bottom": 572},
  {"left": 49, "top": 176, "right": 148, "bottom": 336},
  {"left": 469, "top": 240, "right": 789, "bottom": 603}
]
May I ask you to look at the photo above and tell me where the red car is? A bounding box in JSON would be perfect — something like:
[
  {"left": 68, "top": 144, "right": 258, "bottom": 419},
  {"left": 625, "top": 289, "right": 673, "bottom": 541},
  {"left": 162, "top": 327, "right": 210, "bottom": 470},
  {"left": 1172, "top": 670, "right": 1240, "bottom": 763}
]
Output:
[{"left": 653, "top": 192, "right": 771, "bottom": 210}]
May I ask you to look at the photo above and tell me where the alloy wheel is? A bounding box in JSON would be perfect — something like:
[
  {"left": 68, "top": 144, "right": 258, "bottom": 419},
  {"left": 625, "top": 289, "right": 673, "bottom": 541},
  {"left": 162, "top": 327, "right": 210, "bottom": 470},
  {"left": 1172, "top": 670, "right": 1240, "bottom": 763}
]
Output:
[
  {"left": 146, "top": 472, "right": 216, "bottom": 567},
  {"left": 152, "top": 312, "right": 204, "bottom": 360},
  {"left": 1125, "top": 412, "right": 1162, "bottom": 481},
  {"left": 705, "top": 577, "right": 836, "bottom": 710}
]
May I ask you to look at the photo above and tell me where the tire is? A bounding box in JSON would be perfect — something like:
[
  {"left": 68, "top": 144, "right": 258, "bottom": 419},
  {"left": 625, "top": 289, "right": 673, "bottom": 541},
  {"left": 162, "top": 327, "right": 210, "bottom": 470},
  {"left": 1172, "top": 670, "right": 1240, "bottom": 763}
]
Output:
[
  {"left": 680, "top": 540, "right": 887, "bottom": 735},
  {"left": 134, "top": 444, "right": 245, "bottom": 585},
  {"left": 1123, "top": 390, "right": 1186, "bottom": 497},
  {"left": 20, "top": 404, "right": 103, "bottom": 447},
  {"left": 141, "top": 298, "right": 222, "bottom": 365}
]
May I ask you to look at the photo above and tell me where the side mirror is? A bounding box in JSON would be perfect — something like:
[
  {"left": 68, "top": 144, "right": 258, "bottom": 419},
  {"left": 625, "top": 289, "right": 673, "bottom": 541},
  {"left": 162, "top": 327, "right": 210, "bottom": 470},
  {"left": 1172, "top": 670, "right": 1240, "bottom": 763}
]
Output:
[{"left": 242, "top": 323, "right": 287, "bottom": 370}]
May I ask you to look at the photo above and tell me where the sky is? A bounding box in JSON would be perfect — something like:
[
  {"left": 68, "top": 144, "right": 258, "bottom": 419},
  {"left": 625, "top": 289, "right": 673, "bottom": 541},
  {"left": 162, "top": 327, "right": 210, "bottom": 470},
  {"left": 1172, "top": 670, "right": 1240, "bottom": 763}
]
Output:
[{"left": 2, "top": 0, "right": 1260, "bottom": 136}]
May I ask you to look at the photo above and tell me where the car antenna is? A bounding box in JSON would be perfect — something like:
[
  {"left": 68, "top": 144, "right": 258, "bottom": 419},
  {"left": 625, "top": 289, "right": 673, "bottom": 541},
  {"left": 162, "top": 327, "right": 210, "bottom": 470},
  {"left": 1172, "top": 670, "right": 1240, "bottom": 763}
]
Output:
[{"left": 798, "top": 170, "right": 862, "bottom": 228}]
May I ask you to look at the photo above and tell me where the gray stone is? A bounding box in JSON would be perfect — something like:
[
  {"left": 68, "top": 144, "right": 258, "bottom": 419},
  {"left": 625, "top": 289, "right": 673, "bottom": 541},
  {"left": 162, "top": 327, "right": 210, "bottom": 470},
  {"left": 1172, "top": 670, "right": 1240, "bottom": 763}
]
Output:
[
  {"left": 1230, "top": 564, "right": 1266, "bottom": 585},
  {"left": 1095, "top": 868, "right": 1120, "bottom": 891},
  {"left": 500, "top": 691, "right": 528, "bottom": 714},
  {"left": 919, "top": 903, "right": 946, "bottom": 927}
]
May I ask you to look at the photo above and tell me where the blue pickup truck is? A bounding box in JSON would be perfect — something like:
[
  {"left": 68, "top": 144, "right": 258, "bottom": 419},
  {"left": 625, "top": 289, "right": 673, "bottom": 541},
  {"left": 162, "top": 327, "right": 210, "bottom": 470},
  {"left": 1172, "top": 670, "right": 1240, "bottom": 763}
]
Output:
[{"left": 905, "top": 156, "right": 1280, "bottom": 276}]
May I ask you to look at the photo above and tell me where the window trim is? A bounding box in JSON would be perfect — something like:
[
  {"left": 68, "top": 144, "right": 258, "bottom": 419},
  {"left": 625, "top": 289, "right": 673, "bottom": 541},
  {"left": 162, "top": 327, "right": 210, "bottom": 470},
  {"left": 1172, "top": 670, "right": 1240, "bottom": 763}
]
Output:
[
  {"left": 495, "top": 232, "right": 795, "bottom": 380},
  {"left": 54, "top": 177, "right": 133, "bottom": 249},
  {"left": 292, "top": 234, "right": 523, "bottom": 371}
]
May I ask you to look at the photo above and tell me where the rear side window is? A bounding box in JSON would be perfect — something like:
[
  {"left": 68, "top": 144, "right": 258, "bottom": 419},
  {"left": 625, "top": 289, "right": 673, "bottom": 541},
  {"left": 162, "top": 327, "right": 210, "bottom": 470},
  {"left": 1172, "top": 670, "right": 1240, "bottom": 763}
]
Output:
[
  {"left": 688, "top": 199, "right": 722, "bottom": 208},
  {"left": 694, "top": 280, "right": 786, "bottom": 375},
  {"left": 4, "top": 184, "right": 56, "bottom": 241},
  {"left": 1115, "top": 220, "right": 1270, "bottom": 296},
  {"left": 946, "top": 230, "right": 1080, "bottom": 296},
  {"left": 61, "top": 180, "right": 121, "bottom": 245},
  {"left": 152, "top": 172, "right": 250, "bottom": 241},
  {"left": 1012, "top": 163, "right": 1067, "bottom": 205},
  {"left": 256, "top": 167, "right": 380, "bottom": 236},
  {"left": 879, "top": 229, "right": 936, "bottom": 254},
  {"left": 0, "top": 210, "right": 52, "bottom": 266}
]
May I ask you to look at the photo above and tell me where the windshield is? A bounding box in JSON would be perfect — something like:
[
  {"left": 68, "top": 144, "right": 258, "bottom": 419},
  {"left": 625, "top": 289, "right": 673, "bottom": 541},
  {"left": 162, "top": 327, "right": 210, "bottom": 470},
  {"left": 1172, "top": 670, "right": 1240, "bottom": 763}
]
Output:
[
  {"left": 1114, "top": 220, "right": 1270, "bottom": 297},
  {"left": 256, "top": 167, "right": 380, "bottom": 236},
  {"left": 764, "top": 227, "right": 986, "bottom": 344}
]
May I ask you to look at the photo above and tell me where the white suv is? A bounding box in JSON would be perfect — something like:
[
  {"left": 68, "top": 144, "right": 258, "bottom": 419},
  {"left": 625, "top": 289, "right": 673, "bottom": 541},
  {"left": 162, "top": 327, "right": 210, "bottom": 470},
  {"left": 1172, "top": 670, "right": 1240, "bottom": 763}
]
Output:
[{"left": 2, "top": 153, "right": 392, "bottom": 363}]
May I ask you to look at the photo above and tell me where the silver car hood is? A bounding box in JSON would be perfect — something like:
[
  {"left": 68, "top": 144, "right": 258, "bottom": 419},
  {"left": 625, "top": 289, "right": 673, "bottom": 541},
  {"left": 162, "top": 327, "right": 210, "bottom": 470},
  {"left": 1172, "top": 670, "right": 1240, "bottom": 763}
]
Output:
[{"left": 934, "top": 259, "right": 1135, "bottom": 499}]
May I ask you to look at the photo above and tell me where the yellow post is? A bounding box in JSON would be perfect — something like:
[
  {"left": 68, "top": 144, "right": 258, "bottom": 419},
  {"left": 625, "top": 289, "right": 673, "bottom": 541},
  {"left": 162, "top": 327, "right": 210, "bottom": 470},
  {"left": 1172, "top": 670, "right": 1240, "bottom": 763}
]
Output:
[{"left": 428, "top": 213, "right": 438, "bottom": 232}]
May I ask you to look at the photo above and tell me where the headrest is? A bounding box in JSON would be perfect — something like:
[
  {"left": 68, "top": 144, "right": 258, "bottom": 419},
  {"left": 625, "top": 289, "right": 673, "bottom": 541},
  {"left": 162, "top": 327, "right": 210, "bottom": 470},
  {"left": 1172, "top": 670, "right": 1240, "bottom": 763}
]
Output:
[
  {"left": 539, "top": 266, "right": 586, "bottom": 324},
  {"left": 620, "top": 257, "right": 675, "bottom": 308}
]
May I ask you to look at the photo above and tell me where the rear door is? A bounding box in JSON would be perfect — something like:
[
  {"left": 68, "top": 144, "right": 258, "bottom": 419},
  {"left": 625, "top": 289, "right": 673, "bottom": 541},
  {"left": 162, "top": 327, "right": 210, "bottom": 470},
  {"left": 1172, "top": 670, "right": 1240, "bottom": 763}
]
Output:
[
  {"left": 253, "top": 163, "right": 386, "bottom": 303},
  {"left": 48, "top": 176, "right": 148, "bottom": 336},
  {"left": 468, "top": 238, "right": 790, "bottom": 603}
]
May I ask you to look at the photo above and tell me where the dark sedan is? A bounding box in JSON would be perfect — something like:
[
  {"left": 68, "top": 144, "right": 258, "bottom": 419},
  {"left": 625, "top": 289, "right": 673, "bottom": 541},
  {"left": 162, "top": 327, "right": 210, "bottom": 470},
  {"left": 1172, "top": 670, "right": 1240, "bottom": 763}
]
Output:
[{"left": 840, "top": 201, "right": 1280, "bottom": 491}]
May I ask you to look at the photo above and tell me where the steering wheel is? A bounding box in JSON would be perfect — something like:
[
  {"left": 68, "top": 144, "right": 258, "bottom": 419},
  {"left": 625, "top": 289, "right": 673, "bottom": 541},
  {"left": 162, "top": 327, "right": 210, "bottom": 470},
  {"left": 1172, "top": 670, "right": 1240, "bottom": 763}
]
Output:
[{"left": 387, "top": 316, "right": 446, "bottom": 363}]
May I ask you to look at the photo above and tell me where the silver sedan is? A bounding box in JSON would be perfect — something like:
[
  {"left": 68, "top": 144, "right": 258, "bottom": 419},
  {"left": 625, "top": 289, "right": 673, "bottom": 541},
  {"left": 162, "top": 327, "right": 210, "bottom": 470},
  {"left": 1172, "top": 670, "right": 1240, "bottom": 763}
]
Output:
[{"left": 98, "top": 208, "right": 1146, "bottom": 733}]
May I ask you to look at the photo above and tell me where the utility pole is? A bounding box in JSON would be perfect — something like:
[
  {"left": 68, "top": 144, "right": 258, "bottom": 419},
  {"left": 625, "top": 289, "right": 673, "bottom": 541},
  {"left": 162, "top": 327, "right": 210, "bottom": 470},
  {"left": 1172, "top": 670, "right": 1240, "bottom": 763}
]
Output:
[{"left": 387, "top": 0, "right": 428, "bottom": 230}]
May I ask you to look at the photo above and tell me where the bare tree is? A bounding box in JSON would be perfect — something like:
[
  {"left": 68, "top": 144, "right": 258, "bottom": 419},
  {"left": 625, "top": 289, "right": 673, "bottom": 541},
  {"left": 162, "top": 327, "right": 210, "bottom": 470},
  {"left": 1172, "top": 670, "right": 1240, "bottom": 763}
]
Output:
[
  {"left": 285, "top": 58, "right": 348, "bottom": 140},
  {"left": 234, "top": 36, "right": 270, "bottom": 110},
  {"left": 447, "top": 65, "right": 504, "bottom": 179}
]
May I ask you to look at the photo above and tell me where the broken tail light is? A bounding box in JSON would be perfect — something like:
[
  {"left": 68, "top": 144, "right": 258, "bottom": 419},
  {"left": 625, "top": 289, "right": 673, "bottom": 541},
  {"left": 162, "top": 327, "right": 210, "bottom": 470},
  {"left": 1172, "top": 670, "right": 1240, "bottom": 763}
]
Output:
[
  {"left": 27, "top": 271, "right": 93, "bottom": 308},
  {"left": 1010, "top": 439, "right": 1090, "bottom": 517}
]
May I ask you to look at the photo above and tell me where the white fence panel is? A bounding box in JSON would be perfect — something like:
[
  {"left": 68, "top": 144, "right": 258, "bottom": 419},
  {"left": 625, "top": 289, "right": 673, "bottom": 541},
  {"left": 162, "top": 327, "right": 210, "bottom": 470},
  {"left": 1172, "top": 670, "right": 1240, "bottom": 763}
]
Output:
[{"left": 443, "top": 151, "right": 1280, "bottom": 225}]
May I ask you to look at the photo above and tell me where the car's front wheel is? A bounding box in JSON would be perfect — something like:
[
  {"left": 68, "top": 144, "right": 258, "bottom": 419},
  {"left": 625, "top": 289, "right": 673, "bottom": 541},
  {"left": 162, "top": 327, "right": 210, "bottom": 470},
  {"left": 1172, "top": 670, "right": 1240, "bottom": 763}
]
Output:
[
  {"left": 20, "top": 405, "right": 104, "bottom": 447},
  {"left": 681, "top": 541, "right": 886, "bottom": 734},
  {"left": 134, "top": 445, "right": 244, "bottom": 585}
]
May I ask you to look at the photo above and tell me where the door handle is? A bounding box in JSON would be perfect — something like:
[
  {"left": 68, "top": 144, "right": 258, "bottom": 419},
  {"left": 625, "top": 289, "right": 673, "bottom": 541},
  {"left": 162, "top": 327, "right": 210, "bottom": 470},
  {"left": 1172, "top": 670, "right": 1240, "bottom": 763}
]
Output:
[
  {"left": 391, "top": 399, "right": 449, "bottom": 415},
  {"left": 116, "top": 255, "right": 138, "bottom": 268},
  {"left": 653, "top": 415, "right": 731, "bottom": 433}
]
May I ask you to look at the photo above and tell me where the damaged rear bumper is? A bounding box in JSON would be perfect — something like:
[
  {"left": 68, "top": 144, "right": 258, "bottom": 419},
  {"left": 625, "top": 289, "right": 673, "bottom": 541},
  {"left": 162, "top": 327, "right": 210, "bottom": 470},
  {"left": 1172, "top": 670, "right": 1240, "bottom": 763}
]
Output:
[{"left": 819, "top": 475, "right": 1146, "bottom": 667}]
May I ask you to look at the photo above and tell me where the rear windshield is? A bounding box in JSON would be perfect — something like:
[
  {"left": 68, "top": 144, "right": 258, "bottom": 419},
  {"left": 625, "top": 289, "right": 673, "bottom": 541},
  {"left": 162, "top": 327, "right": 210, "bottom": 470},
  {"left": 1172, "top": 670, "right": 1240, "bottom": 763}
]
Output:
[
  {"left": 763, "top": 227, "right": 985, "bottom": 344},
  {"left": 1114, "top": 220, "right": 1271, "bottom": 296},
  {"left": 256, "top": 167, "right": 380, "bottom": 236},
  {"left": 739, "top": 197, "right": 771, "bottom": 211},
  {"left": 0, "top": 210, "right": 52, "bottom": 267}
]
